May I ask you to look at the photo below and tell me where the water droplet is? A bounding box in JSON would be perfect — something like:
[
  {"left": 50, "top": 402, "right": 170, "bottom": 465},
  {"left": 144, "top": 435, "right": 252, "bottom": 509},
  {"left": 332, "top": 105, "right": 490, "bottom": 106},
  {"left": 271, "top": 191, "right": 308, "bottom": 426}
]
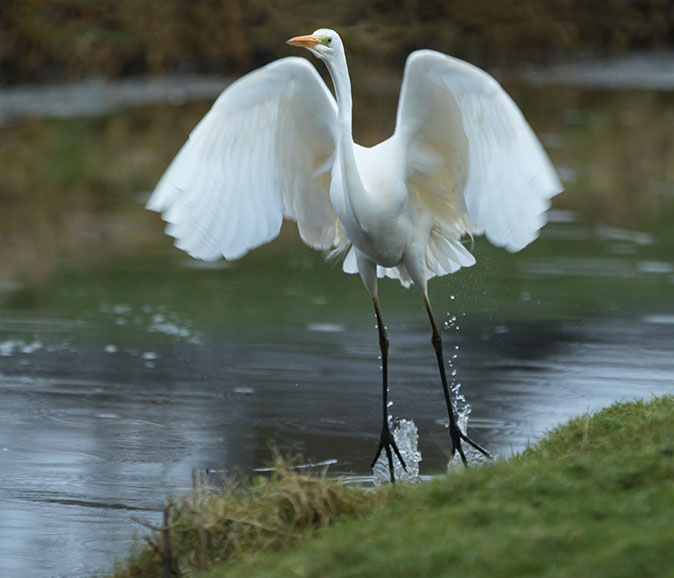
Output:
[
  {"left": 233, "top": 386, "right": 254, "bottom": 395},
  {"left": 372, "top": 418, "right": 422, "bottom": 485},
  {"left": 387, "top": 401, "right": 393, "bottom": 408}
]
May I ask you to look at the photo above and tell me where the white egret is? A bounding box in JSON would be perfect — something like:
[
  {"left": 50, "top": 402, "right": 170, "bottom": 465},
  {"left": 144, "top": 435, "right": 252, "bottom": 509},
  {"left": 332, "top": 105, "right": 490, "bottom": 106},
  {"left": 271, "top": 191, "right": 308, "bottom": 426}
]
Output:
[{"left": 147, "top": 28, "right": 562, "bottom": 482}]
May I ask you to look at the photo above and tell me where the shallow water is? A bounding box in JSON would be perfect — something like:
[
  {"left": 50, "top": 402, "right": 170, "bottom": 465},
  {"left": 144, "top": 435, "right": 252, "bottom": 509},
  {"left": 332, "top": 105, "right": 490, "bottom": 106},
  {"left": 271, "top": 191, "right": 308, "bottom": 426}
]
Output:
[{"left": 1, "top": 68, "right": 674, "bottom": 577}]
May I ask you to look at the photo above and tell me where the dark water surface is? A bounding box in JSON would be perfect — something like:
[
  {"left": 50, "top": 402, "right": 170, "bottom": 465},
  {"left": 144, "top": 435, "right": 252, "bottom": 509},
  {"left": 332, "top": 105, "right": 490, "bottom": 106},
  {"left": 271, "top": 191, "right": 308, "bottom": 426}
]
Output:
[{"left": 1, "top": 72, "right": 674, "bottom": 577}]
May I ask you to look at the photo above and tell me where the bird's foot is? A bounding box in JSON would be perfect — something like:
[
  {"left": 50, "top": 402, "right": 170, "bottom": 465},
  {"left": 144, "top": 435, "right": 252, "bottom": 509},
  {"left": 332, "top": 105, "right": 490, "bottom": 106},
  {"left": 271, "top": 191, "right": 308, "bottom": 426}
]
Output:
[
  {"left": 371, "top": 423, "right": 408, "bottom": 483},
  {"left": 449, "top": 421, "right": 492, "bottom": 467}
]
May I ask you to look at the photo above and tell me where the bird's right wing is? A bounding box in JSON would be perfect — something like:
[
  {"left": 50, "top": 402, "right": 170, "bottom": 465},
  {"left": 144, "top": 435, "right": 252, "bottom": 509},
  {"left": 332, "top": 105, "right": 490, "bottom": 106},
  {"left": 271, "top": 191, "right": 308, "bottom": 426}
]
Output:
[{"left": 147, "top": 57, "right": 342, "bottom": 261}]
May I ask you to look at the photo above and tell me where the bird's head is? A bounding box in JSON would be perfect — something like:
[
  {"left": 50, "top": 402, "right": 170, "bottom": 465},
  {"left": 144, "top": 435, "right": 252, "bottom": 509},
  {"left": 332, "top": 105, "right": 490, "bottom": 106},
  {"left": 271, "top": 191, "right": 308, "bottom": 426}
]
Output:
[{"left": 286, "top": 28, "right": 342, "bottom": 61}]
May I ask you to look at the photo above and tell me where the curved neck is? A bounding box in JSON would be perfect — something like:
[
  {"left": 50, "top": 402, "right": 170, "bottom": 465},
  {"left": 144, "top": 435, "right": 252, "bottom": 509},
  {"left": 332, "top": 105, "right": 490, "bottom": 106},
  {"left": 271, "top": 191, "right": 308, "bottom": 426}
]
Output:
[
  {"left": 324, "top": 51, "right": 353, "bottom": 135},
  {"left": 323, "top": 51, "right": 370, "bottom": 225}
]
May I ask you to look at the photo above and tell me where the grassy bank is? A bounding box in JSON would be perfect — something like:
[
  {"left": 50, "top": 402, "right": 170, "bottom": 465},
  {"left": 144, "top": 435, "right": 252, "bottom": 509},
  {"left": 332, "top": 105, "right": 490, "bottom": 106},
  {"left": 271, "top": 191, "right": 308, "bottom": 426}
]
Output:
[{"left": 110, "top": 396, "right": 674, "bottom": 578}]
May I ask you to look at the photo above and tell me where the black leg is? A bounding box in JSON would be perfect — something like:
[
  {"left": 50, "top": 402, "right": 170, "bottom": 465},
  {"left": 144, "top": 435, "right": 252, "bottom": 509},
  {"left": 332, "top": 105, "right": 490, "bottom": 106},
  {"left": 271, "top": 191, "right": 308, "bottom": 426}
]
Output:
[
  {"left": 424, "top": 296, "right": 491, "bottom": 466},
  {"left": 370, "top": 296, "right": 407, "bottom": 482}
]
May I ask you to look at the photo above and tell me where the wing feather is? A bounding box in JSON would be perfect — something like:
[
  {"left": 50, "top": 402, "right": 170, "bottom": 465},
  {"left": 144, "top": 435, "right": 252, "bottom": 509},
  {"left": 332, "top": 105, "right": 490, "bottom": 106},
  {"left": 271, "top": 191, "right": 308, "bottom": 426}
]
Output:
[
  {"left": 395, "top": 50, "right": 562, "bottom": 278},
  {"left": 147, "top": 57, "right": 344, "bottom": 261}
]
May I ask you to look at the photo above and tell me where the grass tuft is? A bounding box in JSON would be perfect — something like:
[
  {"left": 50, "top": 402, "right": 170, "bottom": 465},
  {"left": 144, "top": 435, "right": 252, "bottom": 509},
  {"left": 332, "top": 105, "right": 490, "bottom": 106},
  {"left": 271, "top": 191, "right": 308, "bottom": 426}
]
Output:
[{"left": 111, "top": 453, "right": 375, "bottom": 577}]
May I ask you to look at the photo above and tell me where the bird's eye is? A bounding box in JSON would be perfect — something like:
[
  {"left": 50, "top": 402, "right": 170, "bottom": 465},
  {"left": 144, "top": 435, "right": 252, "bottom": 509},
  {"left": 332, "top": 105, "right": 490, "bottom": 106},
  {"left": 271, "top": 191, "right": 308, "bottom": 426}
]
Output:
[{"left": 325, "top": 37, "right": 332, "bottom": 45}]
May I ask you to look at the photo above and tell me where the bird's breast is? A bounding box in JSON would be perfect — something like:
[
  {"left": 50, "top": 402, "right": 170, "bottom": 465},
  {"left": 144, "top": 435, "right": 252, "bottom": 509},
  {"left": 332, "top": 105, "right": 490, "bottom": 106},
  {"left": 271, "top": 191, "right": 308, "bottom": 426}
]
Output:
[{"left": 330, "top": 175, "right": 412, "bottom": 268}]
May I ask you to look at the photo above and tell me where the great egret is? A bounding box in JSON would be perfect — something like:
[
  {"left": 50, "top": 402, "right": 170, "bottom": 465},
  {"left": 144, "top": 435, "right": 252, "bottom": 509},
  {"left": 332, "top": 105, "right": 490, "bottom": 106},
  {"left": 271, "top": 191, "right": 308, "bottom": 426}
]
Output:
[{"left": 148, "top": 28, "right": 562, "bottom": 482}]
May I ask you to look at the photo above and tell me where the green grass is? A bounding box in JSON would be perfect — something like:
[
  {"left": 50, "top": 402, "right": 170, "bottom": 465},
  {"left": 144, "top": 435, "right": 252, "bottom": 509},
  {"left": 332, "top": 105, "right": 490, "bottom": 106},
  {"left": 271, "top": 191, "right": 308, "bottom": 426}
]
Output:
[{"left": 109, "top": 396, "right": 674, "bottom": 578}]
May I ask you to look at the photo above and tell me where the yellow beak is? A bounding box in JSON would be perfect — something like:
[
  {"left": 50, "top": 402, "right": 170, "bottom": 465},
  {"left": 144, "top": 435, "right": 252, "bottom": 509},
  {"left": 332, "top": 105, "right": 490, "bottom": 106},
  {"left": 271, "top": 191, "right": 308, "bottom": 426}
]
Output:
[{"left": 286, "top": 34, "right": 320, "bottom": 48}]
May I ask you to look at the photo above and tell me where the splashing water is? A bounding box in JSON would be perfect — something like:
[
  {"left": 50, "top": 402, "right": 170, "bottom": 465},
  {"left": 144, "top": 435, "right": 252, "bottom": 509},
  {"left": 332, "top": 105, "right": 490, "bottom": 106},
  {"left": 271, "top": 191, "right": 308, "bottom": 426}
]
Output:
[
  {"left": 444, "top": 311, "right": 489, "bottom": 470},
  {"left": 372, "top": 417, "right": 422, "bottom": 485},
  {"left": 446, "top": 380, "right": 490, "bottom": 470}
]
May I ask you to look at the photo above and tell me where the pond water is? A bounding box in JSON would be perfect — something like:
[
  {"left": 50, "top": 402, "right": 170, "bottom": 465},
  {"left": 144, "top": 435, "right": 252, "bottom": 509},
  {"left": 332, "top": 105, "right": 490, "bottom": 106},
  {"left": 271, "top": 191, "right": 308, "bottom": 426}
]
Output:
[{"left": 1, "top": 67, "right": 674, "bottom": 577}]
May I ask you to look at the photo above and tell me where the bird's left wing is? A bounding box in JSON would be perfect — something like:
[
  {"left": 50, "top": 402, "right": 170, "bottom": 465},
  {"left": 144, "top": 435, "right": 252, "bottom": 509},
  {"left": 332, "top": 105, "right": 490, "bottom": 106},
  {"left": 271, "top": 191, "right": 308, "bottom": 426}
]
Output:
[
  {"left": 147, "top": 57, "right": 341, "bottom": 261},
  {"left": 395, "top": 50, "right": 562, "bottom": 259}
]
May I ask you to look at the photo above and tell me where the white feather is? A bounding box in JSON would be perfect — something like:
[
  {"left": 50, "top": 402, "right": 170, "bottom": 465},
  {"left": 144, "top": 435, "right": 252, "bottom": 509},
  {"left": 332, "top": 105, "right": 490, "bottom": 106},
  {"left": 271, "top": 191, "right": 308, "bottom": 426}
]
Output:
[
  {"left": 394, "top": 49, "right": 563, "bottom": 276},
  {"left": 147, "top": 57, "right": 345, "bottom": 261}
]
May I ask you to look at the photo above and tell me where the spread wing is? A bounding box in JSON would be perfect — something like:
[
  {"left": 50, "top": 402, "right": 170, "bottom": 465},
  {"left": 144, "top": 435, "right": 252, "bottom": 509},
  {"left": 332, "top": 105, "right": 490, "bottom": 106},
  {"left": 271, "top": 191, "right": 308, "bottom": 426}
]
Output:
[
  {"left": 395, "top": 49, "right": 562, "bottom": 278},
  {"left": 147, "top": 57, "right": 343, "bottom": 261}
]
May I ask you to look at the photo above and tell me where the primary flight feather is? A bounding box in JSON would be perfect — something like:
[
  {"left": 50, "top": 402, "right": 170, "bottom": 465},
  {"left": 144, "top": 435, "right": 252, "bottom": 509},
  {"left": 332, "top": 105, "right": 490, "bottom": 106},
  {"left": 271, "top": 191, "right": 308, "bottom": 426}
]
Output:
[{"left": 148, "top": 29, "right": 562, "bottom": 481}]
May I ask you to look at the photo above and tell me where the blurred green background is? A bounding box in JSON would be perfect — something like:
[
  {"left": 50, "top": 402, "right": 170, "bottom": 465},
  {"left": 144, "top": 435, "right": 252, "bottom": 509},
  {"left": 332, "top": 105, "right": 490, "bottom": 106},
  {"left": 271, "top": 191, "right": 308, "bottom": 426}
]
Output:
[
  {"left": 2, "top": 0, "right": 674, "bottom": 83},
  {"left": 2, "top": 1, "right": 674, "bottom": 294}
]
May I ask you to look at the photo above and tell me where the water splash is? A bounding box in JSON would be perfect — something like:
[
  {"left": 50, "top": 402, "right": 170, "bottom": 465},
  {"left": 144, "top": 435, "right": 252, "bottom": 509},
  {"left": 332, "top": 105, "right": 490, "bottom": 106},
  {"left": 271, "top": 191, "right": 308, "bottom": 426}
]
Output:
[
  {"left": 443, "top": 310, "right": 489, "bottom": 470},
  {"left": 372, "top": 417, "right": 422, "bottom": 485},
  {"left": 445, "top": 383, "right": 490, "bottom": 470}
]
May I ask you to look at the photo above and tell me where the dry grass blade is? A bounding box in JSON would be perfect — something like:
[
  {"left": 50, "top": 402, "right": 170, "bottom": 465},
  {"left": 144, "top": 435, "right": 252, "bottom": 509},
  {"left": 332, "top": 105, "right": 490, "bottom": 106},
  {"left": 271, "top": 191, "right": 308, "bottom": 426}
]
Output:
[{"left": 111, "top": 453, "right": 374, "bottom": 577}]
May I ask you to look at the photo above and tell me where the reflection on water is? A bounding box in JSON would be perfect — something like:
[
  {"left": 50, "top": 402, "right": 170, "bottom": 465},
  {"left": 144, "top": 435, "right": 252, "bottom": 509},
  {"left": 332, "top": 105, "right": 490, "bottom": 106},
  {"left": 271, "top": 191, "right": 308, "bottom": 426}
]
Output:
[
  {"left": 1, "top": 72, "right": 674, "bottom": 577},
  {"left": 522, "top": 52, "right": 674, "bottom": 90},
  {"left": 0, "top": 75, "right": 228, "bottom": 127}
]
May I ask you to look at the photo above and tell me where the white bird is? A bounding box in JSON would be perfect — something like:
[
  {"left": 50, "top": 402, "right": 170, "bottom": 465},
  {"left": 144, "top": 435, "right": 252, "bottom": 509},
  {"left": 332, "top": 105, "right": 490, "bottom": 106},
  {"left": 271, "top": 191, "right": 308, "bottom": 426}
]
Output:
[{"left": 147, "top": 28, "right": 562, "bottom": 482}]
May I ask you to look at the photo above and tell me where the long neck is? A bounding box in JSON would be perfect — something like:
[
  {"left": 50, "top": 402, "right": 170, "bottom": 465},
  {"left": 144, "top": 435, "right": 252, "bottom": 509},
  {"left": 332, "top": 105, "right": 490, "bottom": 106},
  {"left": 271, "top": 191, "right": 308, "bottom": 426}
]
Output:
[
  {"left": 327, "top": 51, "right": 354, "bottom": 137},
  {"left": 324, "top": 51, "right": 370, "bottom": 223}
]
